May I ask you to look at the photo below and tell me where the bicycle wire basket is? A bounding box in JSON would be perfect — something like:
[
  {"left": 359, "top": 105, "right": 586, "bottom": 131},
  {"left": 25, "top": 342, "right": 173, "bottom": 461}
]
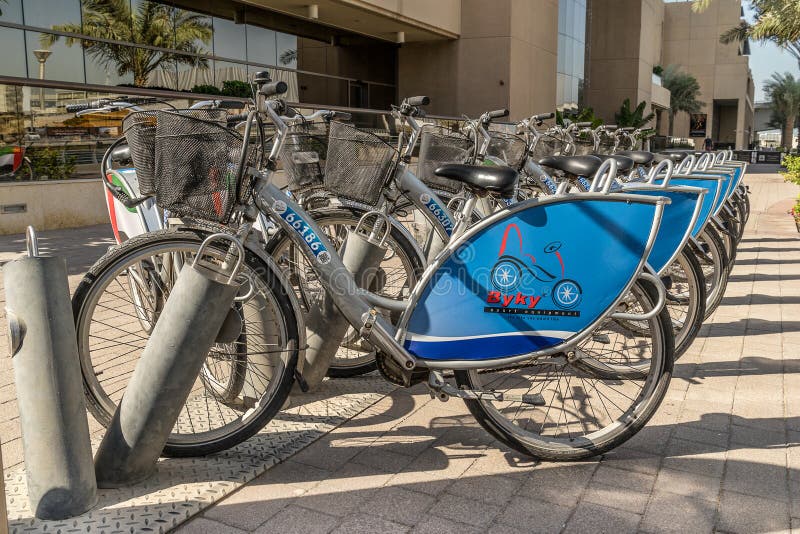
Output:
[
  {"left": 417, "top": 127, "right": 475, "bottom": 194},
  {"left": 154, "top": 110, "right": 254, "bottom": 224},
  {"left": 123, "top": 109, "right": 227, "bottom": 197},
  {"left": 486, "top": 131, "right": 528, "bottom": 169},
  {"left": 529, "top": 131, "right": 569, "bottom": 161},
  {"left": 323, "top": 121, "right": 397, "bottom": 206},
  {"left": 571, "top": 131, "right": 597, "bottom": 156},
  {"left": 279, "top": 121, "right": 329, "bottom": 191}
]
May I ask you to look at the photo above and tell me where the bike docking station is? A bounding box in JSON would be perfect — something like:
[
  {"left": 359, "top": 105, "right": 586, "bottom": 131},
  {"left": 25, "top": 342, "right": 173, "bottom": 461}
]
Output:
[
  {"left": 4, "top": 227, "right": 97, "bottom": 520},
  {"left": 301, "top": 213, "right": 391, "bottom": 389},
  {"left": 94, "top": 233, "right": 245, "bottom": 488}
]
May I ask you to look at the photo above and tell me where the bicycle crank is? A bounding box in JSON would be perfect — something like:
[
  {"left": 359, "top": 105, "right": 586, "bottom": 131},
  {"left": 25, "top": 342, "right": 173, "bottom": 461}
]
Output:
[{"left": 427, "top": 372, "right": 545, "bottom": 405}]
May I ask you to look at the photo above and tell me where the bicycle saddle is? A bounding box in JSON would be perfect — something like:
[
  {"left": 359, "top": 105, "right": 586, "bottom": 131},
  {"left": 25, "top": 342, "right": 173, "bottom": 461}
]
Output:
[
  {"left": 592, "top": 153, "right": 634, "bottom": 173},
  {"left": 657, "top": 151, "right": 691, "bottom": 163},
  {"left": 434, "top": 164, "right": 518, "bottom": 198},
  {"left": 616, "top": 150, "right": 654, "bottom": 165},
  {"left": 538, "top": 155, "right": 603, "bottom": 177}
]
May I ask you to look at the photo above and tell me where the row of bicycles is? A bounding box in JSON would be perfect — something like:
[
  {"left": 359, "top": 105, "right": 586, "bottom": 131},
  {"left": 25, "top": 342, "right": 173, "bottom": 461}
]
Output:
[{"left": 68, "top": 72, "right": 748, "bottom": 461}]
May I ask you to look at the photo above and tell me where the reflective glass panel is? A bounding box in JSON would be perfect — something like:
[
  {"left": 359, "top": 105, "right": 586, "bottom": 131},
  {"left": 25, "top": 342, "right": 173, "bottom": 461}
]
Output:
[
  {"left": 0, "top": 0, "right": 24, "bottom": 23},
  {"left": 0, "top": 27, "right": 28, "bottom": 77},
  {"left": 26, "top": 31, "right": 84, "bottom": 83},
  {"left": 246, "top": 24, "right": 276, "bottom": 66},
  {"left": 23, "top": 0, "right": 80, "bottom": 30},
  {"left": 213, "top": 17, "right": 245, "bottom": 60}
]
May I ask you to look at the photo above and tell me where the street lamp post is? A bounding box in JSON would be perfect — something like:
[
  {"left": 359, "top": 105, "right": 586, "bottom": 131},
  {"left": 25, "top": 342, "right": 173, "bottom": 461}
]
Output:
[{"left": 32, "top": 49, "right": 52, "bottom": 110}]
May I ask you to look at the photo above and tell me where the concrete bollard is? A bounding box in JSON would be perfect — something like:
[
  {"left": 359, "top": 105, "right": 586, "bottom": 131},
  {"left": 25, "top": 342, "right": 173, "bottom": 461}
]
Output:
[
  {"left": 301, "top": 227, "right": 388, "bottom": 389},
  {"left": 4, "top": 227, "right": 97, "bottom": 519},
  {"left": 93, "top": 234, "right": 244, "bottom": 487}
]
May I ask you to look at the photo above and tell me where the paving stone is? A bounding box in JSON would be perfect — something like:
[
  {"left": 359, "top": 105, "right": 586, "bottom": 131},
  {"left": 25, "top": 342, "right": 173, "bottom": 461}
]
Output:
[
  {"left": 717, "top": 490, "right": 791, "bottom": 533},
  {"left": 599, "top": 448, "right": 661, "bottom": 476},
  {"left": 497, "top": 495, "right": 572, "bottom": 533},
  {"left": 516, "top": 463, "right": 598, "bottom": 507},
  {"left": 446, "top": 472, "right": 523, "bottom": 505},
  {"left": 361, "top": 486, "right": 434, "bottom": 526},
  {"left": 330, "top": 513, "right": 409, "bottom": 534},
  {"left": 640, "top": 491, "right": 716, "bottom": 534},
  {"left": 414, "top": 516, "right": 482, "bottom": 534},
  {"left": 590, "top": 464, "right": 656, "bottom": 493},
  {"left": 253, "top": 505, "right": 339, "bottom": 534},
  {"left": 563, "top": 501, "right": 641, "bottom": 533},
  {"left": 179, "top": 517, "right": 248, "bottom": 534},
  {"left": 202, "top": 480, "right": 301, "bottom": 530},
  {"left": 582, "top": 481, "right": 650, "bottom": 514},
  {"left": 428, "top": 492, "right": 502, "bottom": 528},
  {"left": 652, "top": 467, "right": 721, "bottom": 502}
]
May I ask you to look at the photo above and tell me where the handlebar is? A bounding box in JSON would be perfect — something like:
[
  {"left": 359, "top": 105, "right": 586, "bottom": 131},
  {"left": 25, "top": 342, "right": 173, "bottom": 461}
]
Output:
[
  {"left": 405, "top": 96, "right": 430, "bottom": 107},
  {"left": 227, "top": 113, "right": 250, "bottom": 124},
  {"left": 532, "top": 112, "right": 555, "bottom": 122},
  {"left": 65, "top": 103, "right": 91, "bottom": 113},
  {"left": 259, "top": 80, "right": 288, "bottom": 98},
  {"left": 486, "top": 109, "right": 509, "bottom": 120}
]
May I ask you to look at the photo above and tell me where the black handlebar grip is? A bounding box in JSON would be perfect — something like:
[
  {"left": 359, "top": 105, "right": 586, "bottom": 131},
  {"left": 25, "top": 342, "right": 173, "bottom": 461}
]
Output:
[
  {"left": 619, "top": 127, "right": 635, "bottom": 132},
  {"left": 576, "top": 122, "right": 593, "bottom": 128},
  {"left": 226, "top": 113, "right": 249, "bottom": 123},
  {"left": 333, "top": 111, "right": 352, "bottom": 121},
  {"left": 66, "top": 103, "right": 91, "bottom": 113},
  {"left": 533, "top": 112, "right": 555, "bottom": 121},
  {"left": 405, "top": 96, "right": 430, "bottom": 106},
  {"left": 603, "top": 124, "right": 618, "bottom": 130},
  {"left": 260, "top": 80, "right": 288, "bottom": 97},
  {"left": 488, "top": 109, "right": 510, "bottom": 119}
]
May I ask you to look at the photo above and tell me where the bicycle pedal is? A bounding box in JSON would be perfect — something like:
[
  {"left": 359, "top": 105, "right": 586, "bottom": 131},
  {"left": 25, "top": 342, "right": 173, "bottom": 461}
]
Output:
[
  {"left": 294, "top": 369, "right": 310, "bottom": 392},
  {"left": 592, "top": 333, "right": 611, "bottom": 344}
]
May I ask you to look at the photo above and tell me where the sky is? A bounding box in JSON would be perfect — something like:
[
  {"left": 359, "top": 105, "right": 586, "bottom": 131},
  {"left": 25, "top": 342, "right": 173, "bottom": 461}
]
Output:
[{"left": 743, "top": 4, "right": 799, "bottom": 102}]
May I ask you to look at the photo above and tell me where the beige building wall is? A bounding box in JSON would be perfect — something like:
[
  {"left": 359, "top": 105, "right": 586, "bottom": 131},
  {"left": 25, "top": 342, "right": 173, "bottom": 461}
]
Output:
[
  {"left": 662, "top": 0, "right": 754, "bottom": 148},
  {"left": 398, "top": 0, "right": 558, "bottom": 119},
  {"left": 584, "top": 0, "right": 664, "bottom": 124}
]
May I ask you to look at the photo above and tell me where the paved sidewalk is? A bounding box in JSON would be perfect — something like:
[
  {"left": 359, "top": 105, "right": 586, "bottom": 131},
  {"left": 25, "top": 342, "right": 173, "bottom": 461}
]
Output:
[{"left": 175, "top": 168, "right": 800, "bottom": 534}]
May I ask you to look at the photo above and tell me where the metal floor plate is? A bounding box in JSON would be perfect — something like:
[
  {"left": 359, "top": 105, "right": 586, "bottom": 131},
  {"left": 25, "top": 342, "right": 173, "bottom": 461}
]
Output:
[{"left": 5, "top": 375, "right": 394, "bottom": 533}]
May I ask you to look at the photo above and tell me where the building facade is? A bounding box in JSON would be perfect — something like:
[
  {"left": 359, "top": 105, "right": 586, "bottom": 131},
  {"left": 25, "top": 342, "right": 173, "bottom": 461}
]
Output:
[{"left": 0, "top": 0, "right": 754, "bottom": 149}]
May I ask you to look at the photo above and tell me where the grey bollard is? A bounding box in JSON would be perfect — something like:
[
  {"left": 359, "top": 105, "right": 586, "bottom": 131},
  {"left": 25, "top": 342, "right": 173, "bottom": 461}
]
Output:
[
  {"left": 93, "top": 234, "right": 244, "bottom": 487},
  {"left": 3, "top": 227, "right": 97, "bottom": 519},
  {"left": 301, "top": 228, "right": 387, "bottom": 389}
]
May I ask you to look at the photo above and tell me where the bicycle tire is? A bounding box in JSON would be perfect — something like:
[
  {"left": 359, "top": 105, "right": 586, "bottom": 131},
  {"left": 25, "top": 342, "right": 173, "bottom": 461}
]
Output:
[
  {"left": 454, "top": 279, "right": 674, "bottom": 461},
  {"left": 73, "top": 227, "right": 299, "bottom": 457},
  {"left": 695, "top": 226, "right": 730, "bottom": 319},
  {"left": 669, "top": 248, "right": 706, "bottom": 359},
  {"left": 264, "top": 206, "right": 425, "bottom": 378}
]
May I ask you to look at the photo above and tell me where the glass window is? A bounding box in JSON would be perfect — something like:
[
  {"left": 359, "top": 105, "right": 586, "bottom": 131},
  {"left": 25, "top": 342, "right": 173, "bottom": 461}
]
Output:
[
  {"left": 213, "top": 17, "right": 245, "bottom": 60},
  {"left": 173, "top": 7, "right": 212, "bottom": 56},
  {"left": 557, "top": 34, "right": 566, "bottom": 73},
  {"left": 0, "top": 27, "right": 28, "bottom": 78},
  {"left": 558, "top": 0, "right": 566, "bottom": 34},
  {"left": 23, "top": 0, "right": 80, "bottom": 30},
  {"left": 246, "top": 24, "right": 276, "bottom": 66},
  {"left": 26, "top": 32, "right": 84, "bottom": 83},
  {"left": 177, "top": 58, "right": 214, "bottom": 92},
  {"left": 214, "top": 60, "right": 248, "bottom": 89},
  {"left": 276, "top": 32, "right": 297, "bottom": 69},
  {"left": 0, "top": 0, "right": 24, "bottom": 23},
  {"left": 83, "top": 41, "right": 134, "bottom": 86}
]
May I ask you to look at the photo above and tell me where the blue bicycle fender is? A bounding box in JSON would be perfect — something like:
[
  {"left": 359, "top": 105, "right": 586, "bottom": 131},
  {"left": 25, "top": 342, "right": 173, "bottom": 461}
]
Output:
[
  {"left": 398, "top": 194, "right": 666, "bottom": 361},
  {"left": 619, "top": 186, "right": 703, "bottom": 274},
  {"left": 654, "top": 176, "right": 721, "bottom": 237},
  {"left": 692, "top": 170, "right": 733, "bottom": 214}
]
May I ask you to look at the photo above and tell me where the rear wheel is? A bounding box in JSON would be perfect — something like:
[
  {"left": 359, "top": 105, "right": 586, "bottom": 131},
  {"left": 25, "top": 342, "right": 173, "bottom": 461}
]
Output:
[
  {"left": 695, "top": 226, "right": 729, "bottom": 319},
  {"left": 454, "top": 280, "right": 674, "bottom": 460},
  {"left": 663, "top": 249, "right": 706, "bottom": 358},
  {"left": 265, "top": 207, "right": 424, "bottom": 378}
]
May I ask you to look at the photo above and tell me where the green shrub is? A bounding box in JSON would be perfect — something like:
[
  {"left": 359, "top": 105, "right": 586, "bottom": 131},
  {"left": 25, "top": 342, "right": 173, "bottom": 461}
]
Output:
[
  {"left": 221, "top": 80, "right": 252, "bottom": 98},
  {"left": 781, "top": 154, "right": 800, "bottom": 185},
  {"left": 28, "top": 147, "right": 76, "bottom": 180},
  {"left": 191, "top": 84, "right": 222, "bottom": 95}
]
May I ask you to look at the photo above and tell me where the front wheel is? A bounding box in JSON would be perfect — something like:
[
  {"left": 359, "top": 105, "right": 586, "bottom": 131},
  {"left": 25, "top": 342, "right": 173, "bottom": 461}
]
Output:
[
  {"left": 73, "top": 228, "right": 300, "bottom": 457},
  {"left": 454, "top": 279, "right": 674, "bottom": 461}
]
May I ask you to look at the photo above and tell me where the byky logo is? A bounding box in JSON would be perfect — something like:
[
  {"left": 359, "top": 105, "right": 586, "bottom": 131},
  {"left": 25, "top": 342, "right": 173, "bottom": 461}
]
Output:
[{"left": 485, "top": 224, "right": 581, "bottom": 316}]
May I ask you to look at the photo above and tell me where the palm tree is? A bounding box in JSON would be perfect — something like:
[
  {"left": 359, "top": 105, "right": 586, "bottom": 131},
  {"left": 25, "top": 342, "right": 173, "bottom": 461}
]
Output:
[
  {"left": 41, "top": 0, "right": 212, "bottom": 87},
  {"left": 764, "top": 72, "right": 800, "bottom": 149},
  {"left": 661, "top": 65, "right": 705, "bottom": 137},
  {"left": 695, "top": 0, "right": 800, "bottom": 42},
  {"left": 279, "top": 49, "right": 297, "bottom": 67},
  {"left": 615, "top": 98, "right": 656, "bottom": 128}
]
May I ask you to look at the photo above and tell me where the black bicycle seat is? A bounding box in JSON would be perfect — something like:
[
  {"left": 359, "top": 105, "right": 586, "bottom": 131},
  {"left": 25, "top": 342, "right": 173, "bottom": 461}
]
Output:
[
  {"left": 538, "top": 155, "right": 603, "bottom": 177},
  {"left": 616, "top": 150, "right": 654, "bottom": 165},
  {"left": 592, "top": 153, "right": 634, "bottom": 173},
  {"left": 434, "top": 164, "right": 518, "bottom": 198}
]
